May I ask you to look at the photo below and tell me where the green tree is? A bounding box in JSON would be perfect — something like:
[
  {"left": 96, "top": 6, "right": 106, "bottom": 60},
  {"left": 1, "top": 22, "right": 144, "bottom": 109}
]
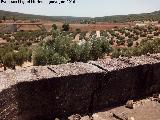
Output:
[
  {"left": 47, "top": 52, "right": 69, "bottom": 65},
  {"left": 2, "top": 52, "right": 15, "bottom": 70},
  {"left": 2, "top": 16, "right": 6, "bottom": 21},
  {"left": 62, "top": 24, "right": 70, "bottom": 31},
  {"left": 32, "top": 47, "right": 47, "bottom": 66},
  {"left": 111, "top": 49, "right": 121, "bottom": 58},
  {"left": 91, "top": 38, "right": 104, "bottom": 60},
  {"left": 116, "top": 39, "right": 125, "bottom": 46},
  {"left": 100, "top": 37, "right": 112, "bottom": 55},
  {"left": 53, "top": 34, "right": 72, "bottom": 57},
  {"left": 69, "top": 43, "right": 81, "bottom": 62},
  {"left": 14, "top": 52, "right": 24, "bottom": 66},
  {"left": 32, "top": 47, "right": 69, "bottom": 66},
  {"left": 127, "top": 39, "right": 133, "bottom": 47},
  {"left": 75, "top": 28, "right": 81, "bottom": 34},
  {"left": 52, "top": 24, "right": 57, "bottom": 30},
  {"left": 80, "top": 41, "right": 92, "bottom": 62},
  {"left": 12, "top": 16, "right": 16, "bottom": 22}
]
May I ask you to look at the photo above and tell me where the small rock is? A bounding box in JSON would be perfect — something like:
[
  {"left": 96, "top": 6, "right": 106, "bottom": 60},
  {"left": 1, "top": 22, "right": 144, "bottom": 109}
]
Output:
[
  {"left": 68, "top": 114, "right": 81, "bottom": 120},
  {"left": 152, "top": 93, "right": 160, "bottom": 102},
  {"left": 74, "top": 114, "right": 81, "bottom": 120},
  {"left": 125, "top": 100, "right": 134, "bottom": 109},
  {"left": 146, "top": 53, "right": 150, "bottom": 56},
  {"left": 130, "top": 117, "right": 135, "bottom": 120},
  {"left": 31, "top": 68, "right": 37, "bottom": 74},
  {"left": 112, "top": 112, "right": 128, "bottom": 120},
  {"left": 89, "top": 116, "right": 94, "bottom": 120},
  {"left": 153, "top": 93, "right": 159, "bottom": 98},
  {"left": 55, "top": 118, "right": 60, "bottom": 120}
]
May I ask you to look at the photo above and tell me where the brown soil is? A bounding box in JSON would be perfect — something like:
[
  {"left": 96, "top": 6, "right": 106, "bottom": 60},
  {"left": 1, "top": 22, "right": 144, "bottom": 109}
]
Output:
[
  {"left": 0, "top": 21, "right": 130, "bottom": 32},
  {"left": 80, "top": 97, "right": 160, "bottom": 120}
]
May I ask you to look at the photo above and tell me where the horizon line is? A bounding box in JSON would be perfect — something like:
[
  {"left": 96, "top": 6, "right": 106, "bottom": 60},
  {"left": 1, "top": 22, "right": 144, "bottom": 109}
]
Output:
[{"left": 0, "top": 9, "right": 160, "bottom": 18}]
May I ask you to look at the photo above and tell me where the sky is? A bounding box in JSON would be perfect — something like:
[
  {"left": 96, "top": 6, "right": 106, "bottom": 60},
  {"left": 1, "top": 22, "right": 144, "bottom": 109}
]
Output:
[{"left": 0, "top": 0, "right": 160, "bottom": 17}]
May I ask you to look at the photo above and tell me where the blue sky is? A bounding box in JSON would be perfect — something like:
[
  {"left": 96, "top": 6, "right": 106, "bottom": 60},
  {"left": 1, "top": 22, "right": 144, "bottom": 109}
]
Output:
[{"left": 0, "top": 0, "right": 160, "bottom": 17}]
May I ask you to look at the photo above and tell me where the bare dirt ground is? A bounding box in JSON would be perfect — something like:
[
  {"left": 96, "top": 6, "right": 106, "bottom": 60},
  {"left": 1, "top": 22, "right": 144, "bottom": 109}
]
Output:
[
  {"left": 79, "top": 97, "right": 160, "bottom": 120},
  {"left": 15, "top": 61, "right": 33, "bottom": 69},
  {"left": 69, "top": 24, "right": 130, "bottom": 32},
  {"left": 68, "top": 95, "right": 160, "bottom": 120},
  {"left": 2, "top": 21, "right": 130, "bottom": 32}
]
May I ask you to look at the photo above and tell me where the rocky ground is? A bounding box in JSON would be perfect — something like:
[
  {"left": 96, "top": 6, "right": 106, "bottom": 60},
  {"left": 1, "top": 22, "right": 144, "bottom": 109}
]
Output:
[{"left": 69, "top": 94, "right": 160, "bottom": 120}]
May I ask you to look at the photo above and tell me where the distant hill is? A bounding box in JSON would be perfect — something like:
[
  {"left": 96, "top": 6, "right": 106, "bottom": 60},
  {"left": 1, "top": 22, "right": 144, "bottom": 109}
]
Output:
[
  {"left": 94, "top": 10, "right": 160, "bottom": 23},
  {"left": 0, "top": 10, "right": 90, "bottom": 23},
  {"left": 0, "top": 10, "right": 160, "bottom": 23}
]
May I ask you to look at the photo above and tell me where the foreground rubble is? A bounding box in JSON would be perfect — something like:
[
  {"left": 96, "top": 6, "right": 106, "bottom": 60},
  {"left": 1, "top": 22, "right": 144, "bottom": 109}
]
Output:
[{"left": 80, "top": 95, "right": 160, "bottom": 120}]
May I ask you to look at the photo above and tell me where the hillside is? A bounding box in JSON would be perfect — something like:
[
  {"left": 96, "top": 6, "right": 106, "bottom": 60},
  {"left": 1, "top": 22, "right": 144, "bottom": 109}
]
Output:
[
  {"left": 95, "top": 10, "right": 160, "bottom": 23},
  {"left": 0, "top": 10, "right": 90, "bottom": 23}
]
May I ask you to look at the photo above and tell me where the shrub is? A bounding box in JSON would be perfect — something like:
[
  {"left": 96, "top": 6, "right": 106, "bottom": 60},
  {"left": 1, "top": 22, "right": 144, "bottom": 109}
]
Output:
[
  {"left": 53, "top": 34, "right": 72, "bottom": 57},
  {"left": 80, "top": 41, "right": 92, "bottom": 62},
  {"left": 120, "top": 48, "right": 132, "bottom": 57},
  {"left": 135, "top": 42, "right": 139, "bottom": 47},
  {"left": 90, "top": 31, "right": 96, "bottom": 37},
  {"left": 147, "top": 35, "right": 153, "bottom": 40},
  {"left": 111, "top": 49, "right": 121, "bottom": 58},
  {"left": 116, "top": 39, "right": 125, "bottom": 46},
  {"left": 32, "top": 47, "right": 47, "bottom": 66},
  {"left": 91, "top": 39, "right": 103, "bottom": 60},
  {"left": 2, "top": 52, "right": 15, "bottom": 69},
  {"left": 125, "top": 32, "right": 130, "bottom": 37},
  {"left": 32, "top": 47, "right": 69, "bottom": 66},
  {"left": 133, "top": 35, "right": 139, "bottom": 41},
  {"left": 140, "top": 32, "right": 147, "bottom": 37},
  {"left": 90, "top": 37, "right": 111, "bottom": 60},
  {"left": 14, "top": 52, "right": 24, "bottom": 66},
  {"left": 100, "top": 37, "right": 112, "bottom": 54},
  {"left": 79, "top": 32, "right": 86, "bottom": 40},
  {"left": 75, "top": 28, "right": 81, "bottom": 34},
  {"left": 52, "top": 24, "right": 57, "bottom": 30},
  {"left": 109, "top": 39, "right": 114, "bottom": 45},
  {"left": 47, "top": 52, "right": 69, "bottom": 65},
  {"left": 69, "top": 43, "right": 82, "bottom": 62},
  {"left": 127, "top": 39, "right": 133, "bottom": 47},
  {"left": 128, "top": 34, "right": 134, "bottom": 38},
  {"left": 154, "top": 31, "right": 160, "bottom": 36},
  {"left": 100, "top": 30, "right": 108, "bottom": 37},
  {"left": 62, "top": 24, "right": 70, "bottom": 31}
]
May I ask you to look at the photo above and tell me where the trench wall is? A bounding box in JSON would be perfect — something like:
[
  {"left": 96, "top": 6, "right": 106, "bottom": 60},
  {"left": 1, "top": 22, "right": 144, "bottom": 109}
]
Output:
[{"left": 0, "top": 55, "right": 160, "bottom": 120}]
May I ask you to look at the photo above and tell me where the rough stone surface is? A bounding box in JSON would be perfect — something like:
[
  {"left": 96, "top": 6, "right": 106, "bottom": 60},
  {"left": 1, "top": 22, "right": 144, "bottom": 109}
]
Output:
[
  {"left": 0, "top": 62, "right": 103, "bottom": 92},
  {"left": 89, "top": 53, "right": 160, "bottom": 71},
  {"left": 125, "top": 100, "right": 134, "bottom": 109},
  {"left": 0, "top": 54, "right": 160, "bottom": 120}
]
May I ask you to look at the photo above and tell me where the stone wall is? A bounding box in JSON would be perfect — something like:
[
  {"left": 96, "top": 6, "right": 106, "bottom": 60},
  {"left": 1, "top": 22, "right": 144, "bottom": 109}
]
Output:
[{"left": 0, "top": 54, "right": 160, "bottom": 120}]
